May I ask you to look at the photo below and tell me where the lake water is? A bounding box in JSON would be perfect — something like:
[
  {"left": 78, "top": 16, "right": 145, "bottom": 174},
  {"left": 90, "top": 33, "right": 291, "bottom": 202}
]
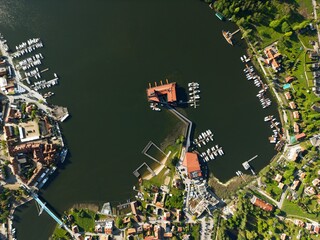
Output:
[{"left": 0, "top": 0, "right": 277, "bottom": 238}]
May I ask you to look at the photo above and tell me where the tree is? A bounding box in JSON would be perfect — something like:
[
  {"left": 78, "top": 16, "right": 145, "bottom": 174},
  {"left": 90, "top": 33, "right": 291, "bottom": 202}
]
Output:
[
  {"left": 281, "top": 21, "right": 291, "bottom": 33},
  {"left": 269, "top": 19, "right": 281, "bottom": 29}
]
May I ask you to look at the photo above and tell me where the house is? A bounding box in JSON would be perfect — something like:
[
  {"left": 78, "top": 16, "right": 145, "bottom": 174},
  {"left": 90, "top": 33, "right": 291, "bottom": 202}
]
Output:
[
  {"left": 294, "top": 219, "right": 305, "bottom": 227},
  {"left": 284, "top": 92, "right": 292, "bottom": 100},
  {"left": 304, "top": 186, "right": 316, "bottom": 196},
  {"left": 299, "top": 172, "right": 306, "bottom": 180},
  {"left": 127, "top": 228, "right": 137, "bottom": 235},
  {"left": 264, "top": 47, "right": 282, "bottom": 72},
  {"left": 280, "top": 233, "right": 287, "bottom": 240},
  {"left": 295, "top": 133, "right": 306, "bottom": 141},
  {"left": 164, "top": 232, "right": 173, "bottom": 238},
  {"left": 182, "top": 152, "right": 202, "bottom": 179},
  {"left": 285, "top": 76, "right": 294, "bottom": 83},
  {"left": 314, "top": 225, "right": 320, "bottom": 234},
  {"left": 289, "top": 101, "right": 296, "bottom": 109},
  {"left": 310, "top": 63, "right": 319, "bottom": 70},
  {"left": 278, "top": 182, "right": 285, "bottom": 189},
  {"left": 163, "top": 211, "right": 170, "bottom": 221},
  {"left": 293, "top": 122, "right": 300, "bottom": 133},
  {"left": 310, "top": 134, "right": 320, "bottom": 146},
  {"left": 312, "top": 178, "right": 320, "bottom": 187},
  {"left": 306, "top": 223, "right": 313, "bottom": 231},
  {"left": 105, "top": 220, "right": 114, "bottom": 235},
  {"left": 291, "top": 180, "right": 300, "bottom": 190},
  {"left": 274, "top": 174, "right": 283, "bottom": 182},
  {"left": 250, "top": 196, "right": 274, "bottom": 211},
  {"left": 72, "top": 225, "right": 79, "bottom": 233},
  {"left": 293, "top": 111, "right": 300, "bottom": 119},
  {"left": 309, "top": 51, "right": 319, "bottom": 60}
]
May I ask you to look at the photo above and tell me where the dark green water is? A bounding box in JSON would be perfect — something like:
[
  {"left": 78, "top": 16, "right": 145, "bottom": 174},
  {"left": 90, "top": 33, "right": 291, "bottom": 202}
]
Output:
[{"left": 0, "top": 0, "right": 278, "bottom": 239}]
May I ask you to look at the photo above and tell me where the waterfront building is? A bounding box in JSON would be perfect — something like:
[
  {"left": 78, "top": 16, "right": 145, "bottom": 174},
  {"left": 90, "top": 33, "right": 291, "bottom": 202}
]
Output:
[
  {"left": 264, "top": 47, "right": 281, "bottom": 72},
  {"left": 250, "top": 196, "right": 274, "bottom": 211},
  {"left": 182, "top": 152, "right": 202, "bottom": 179},
  {"left": 146, "top": 82, "right": 177, "bottom": 104}
]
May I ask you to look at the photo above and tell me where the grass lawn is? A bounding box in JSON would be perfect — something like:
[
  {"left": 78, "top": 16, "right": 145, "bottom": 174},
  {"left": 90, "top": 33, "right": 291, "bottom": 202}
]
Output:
[
  {"left": 282, "top": 199, "right": 319, "bottom": 221},
  {"left": 190, "top": 224, "right": 200, "bottom": 240},
  {"left": 255, "top": 25, "right": 283, "bottom": 48},
  {"left": 51, "top": 227, "right": 69, "bottom": 240},
  {"left": 295, "top": 0, "right": 314, "bottom": 18},
  {"left": 71, "top": 209, "right": 96, "bottom": 232}
]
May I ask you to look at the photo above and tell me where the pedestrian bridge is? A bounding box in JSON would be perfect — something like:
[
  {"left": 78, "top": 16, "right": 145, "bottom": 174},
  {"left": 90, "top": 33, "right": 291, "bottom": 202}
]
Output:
[{"left": 21, "top": 184, "right": 76, "bottom": 238}]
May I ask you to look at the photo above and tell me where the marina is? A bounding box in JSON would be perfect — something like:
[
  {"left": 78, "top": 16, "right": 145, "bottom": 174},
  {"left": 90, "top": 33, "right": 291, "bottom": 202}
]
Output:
[
  {"left": 193, "top": 129, "right": 224, "bottom": 162},
  {"left": 243, "top": 62, "right": 272, "bottom": 109},
  {"left": 187, "top": 82, "right": 200, "bottom": 108},
  {"left": 3, "top": 1, "right": 279, "bottom": 238}
]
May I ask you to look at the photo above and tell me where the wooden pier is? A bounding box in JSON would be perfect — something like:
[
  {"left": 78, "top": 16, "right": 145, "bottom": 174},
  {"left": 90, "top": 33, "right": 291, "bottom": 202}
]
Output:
[
  {"left": 242, "top": 155, "right": 257, "bottom": 175},
  {"left": 222, "top": 29, "right": 240, "bottom": 46}
]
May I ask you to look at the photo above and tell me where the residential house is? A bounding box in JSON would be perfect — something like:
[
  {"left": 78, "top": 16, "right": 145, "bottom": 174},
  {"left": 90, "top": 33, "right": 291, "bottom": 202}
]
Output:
[
  {"left": 293, "top": 111, "right": 300, "bottom": 119},
  {"left": 291, "top": 180, "right": 300, "bottom": 190},
  {"left": 250, "top": 196, "right": 274, "bottom": 211}
]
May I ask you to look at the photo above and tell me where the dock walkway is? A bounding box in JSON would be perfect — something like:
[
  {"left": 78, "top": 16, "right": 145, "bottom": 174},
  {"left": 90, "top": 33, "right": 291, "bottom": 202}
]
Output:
[{"left": 167, "top": 106, "right": 193, "bottom": 152}]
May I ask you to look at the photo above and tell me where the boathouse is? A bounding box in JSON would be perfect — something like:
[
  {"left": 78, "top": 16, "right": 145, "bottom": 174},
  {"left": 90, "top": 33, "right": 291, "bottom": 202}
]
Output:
[
  {"left": 182, "top": 152, "right": 202, "bottom": 179},
  {"left": 146, "top": 82, "right": 177, "bottom": 104}
]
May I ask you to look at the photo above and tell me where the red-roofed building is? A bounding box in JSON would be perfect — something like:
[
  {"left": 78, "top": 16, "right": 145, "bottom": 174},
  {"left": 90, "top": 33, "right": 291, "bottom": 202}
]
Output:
[
  {"left": 295, "top": 133, "right": 306, "bottom": 141},
  {"left": 182, "top": 152, "right": 202, "bottom": 179},
  {"left": 264, "top": 47, "right": 281, "bottom": 72},
  {"left": 250, "top": 196, "right": 274, "bottom": 211},
  {"left": 285, "top": 76, "right": 294, "bottom": 83},
  {"left": 284, "top": 92, "right": 292, "bottom": 100},
  {"left": 314, "top": 225, "right": 320, "bottom": 234},
  {"left": 293, "top": 111, "right": 300, "bottom": 119},
  {"left": 147, "top": 82, "right": 177, "bottom": 104},
  {"left": 289, "top": 101, "right": 296, "bottom": 109}
]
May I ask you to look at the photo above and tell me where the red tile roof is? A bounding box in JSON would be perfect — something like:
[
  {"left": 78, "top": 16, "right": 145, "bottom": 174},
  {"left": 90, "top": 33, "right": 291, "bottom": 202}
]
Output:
[
  {"left": 147, "top": 82, "right": 177, "bottom": 103},
  {"left": 250, "top": 196, "right": 274, "bottom": 211},
  {"left": 295, "top": 133, "right": 306, "bottom": 141},
  {"left": 182, "top": 152, "right": 202, "bottom": 179}
]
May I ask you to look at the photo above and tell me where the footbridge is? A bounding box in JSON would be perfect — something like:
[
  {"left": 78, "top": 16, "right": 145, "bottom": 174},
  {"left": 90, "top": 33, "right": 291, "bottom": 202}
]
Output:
[{"left": 21, "top": 184, "right": 78, "bottom": 239}]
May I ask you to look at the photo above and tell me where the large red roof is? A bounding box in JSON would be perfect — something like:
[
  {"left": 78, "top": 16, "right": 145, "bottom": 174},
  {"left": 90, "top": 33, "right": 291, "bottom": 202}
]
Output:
[
  {"left": 146, "top": 82, "right": 177, "bottom": 103},
  {"left": 182, "top": 152, "right": 202, "bottom": 179}
]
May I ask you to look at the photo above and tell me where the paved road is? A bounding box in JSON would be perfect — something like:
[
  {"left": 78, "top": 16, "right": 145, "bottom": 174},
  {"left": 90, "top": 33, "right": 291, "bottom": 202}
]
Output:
[{"left": 312, "top": 0, "right": 320, "bottom": 46}]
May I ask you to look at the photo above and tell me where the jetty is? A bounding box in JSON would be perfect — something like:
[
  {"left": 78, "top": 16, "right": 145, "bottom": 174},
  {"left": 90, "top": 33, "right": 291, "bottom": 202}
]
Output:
[
  {"left": 242, "top": 155, "right": 258, "bottom": 175},
  {"left": 222, "top": 29, "right": 240, "bottom": 46}
]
